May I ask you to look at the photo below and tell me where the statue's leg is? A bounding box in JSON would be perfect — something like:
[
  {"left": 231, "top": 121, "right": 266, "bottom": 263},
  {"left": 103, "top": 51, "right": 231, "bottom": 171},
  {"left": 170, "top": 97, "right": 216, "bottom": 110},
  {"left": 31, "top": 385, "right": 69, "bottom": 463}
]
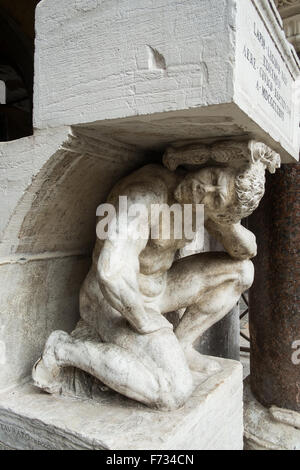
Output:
[
  {"left": 33, "top": 330, "right": 163, "bottom": 407},
  {"left": 33, "top": 322, "right": 193, "bottom": 410},
  {"left": 160, "top": 252, "right": 254, "bottom": 351}
]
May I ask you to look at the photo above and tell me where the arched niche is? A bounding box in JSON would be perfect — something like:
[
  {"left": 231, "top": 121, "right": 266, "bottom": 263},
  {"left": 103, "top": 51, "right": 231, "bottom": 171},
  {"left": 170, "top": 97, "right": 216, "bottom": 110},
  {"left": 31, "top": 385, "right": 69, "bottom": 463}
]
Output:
[{"left": 0, "top": 111, "right": 249, "bottom": 390}]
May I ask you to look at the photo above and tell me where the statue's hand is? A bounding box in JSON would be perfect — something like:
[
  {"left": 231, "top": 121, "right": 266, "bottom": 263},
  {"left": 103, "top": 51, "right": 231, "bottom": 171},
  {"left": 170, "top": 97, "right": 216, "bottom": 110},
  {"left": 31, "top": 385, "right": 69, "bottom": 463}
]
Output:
[
  {"left": 222, "top": 226, "right": 257, "bottom": 260},
  {"left": 205, "top": 219, "right": 257, "bottom": 260}
]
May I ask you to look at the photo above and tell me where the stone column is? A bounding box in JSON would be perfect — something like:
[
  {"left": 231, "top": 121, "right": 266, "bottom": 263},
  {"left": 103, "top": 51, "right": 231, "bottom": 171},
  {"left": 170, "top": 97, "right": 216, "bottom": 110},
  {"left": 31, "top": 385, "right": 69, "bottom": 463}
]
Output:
[
  {"left": 249, "top": 165, "right": 300, "bottom": 411},
  {"left": 197, "top": 236, "right": 240, "bottom": 362},
  {"left": 244, "top": 164, "right": 300, "bottom": 449},
  {"left": 197, "top": 305, "right": 240, "bottom": 361},
  {"left": 244, "top": 1, "right": 300, "bottom": 450}
]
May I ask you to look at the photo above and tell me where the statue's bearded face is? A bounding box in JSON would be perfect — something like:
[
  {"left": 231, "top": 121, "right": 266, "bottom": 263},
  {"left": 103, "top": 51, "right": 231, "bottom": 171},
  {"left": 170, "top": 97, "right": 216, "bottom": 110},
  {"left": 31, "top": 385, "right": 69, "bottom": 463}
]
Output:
[{"left": 175, "top": 167, "right": 236, "bottom": 214}]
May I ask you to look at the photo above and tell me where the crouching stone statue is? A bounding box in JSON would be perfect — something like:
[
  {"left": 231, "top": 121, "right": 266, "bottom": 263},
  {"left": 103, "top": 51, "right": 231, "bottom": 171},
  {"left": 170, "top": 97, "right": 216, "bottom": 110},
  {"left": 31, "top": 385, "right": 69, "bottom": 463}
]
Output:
[{"left": 33, "top": 140, "right": 280, "bottom": 411}]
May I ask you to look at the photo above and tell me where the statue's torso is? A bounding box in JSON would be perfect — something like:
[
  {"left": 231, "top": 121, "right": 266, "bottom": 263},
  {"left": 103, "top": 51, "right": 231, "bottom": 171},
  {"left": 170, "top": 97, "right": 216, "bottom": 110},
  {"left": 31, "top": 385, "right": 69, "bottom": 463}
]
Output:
[{"left": 95, "top": 164, "right": 193, "bottom": 276}]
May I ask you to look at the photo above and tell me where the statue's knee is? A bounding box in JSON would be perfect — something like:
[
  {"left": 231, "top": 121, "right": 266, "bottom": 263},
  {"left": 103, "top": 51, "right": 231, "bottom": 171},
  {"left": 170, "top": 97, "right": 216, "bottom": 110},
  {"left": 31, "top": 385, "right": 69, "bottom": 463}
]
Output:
[{"left": 238, "top": 260, "right": 254, "bottom": 291}]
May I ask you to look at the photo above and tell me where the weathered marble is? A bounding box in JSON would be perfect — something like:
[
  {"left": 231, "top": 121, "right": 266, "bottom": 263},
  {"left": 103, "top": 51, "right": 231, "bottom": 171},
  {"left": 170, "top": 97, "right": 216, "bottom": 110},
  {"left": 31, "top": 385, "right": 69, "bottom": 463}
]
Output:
[
  {"left": 33, "top": 140, "right": 280, "bottom": 410},
  {"left": 1, "top": 358, "right": 243, "bottom": 450}
]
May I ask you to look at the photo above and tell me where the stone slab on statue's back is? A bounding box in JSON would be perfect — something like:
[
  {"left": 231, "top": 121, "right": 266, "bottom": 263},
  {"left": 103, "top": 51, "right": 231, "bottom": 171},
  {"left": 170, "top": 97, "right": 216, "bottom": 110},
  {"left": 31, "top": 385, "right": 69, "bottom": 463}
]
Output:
[{"left": 34, "top": 0, "right": 300, "bottom": 162}]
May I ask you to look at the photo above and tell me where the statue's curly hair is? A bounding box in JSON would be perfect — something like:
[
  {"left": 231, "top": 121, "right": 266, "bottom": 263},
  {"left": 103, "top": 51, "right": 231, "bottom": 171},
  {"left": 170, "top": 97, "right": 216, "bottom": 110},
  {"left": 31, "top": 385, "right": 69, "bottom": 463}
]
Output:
[
  {"left": 212, "top": 161, "right": 267, "bottom": 224},
  {"left": 211, "top": 141, "right": 281, "bottom": 224}
]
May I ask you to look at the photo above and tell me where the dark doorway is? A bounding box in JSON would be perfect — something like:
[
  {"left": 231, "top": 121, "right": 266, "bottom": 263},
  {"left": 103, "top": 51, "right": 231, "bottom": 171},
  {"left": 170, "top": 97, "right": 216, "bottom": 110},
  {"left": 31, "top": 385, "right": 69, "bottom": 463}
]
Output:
[{"left": 0, "top": 0, "right": 40, "bottom": 141}]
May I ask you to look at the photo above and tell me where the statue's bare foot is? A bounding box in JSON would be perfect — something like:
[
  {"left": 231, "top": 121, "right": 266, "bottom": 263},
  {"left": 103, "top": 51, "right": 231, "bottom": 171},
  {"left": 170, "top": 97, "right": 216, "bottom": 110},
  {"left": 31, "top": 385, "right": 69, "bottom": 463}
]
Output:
[
  {"left": 32, "top": 331, "right": 70, "bottom": 394},
  {"left": 184, "top": 347, "right": 221, "bottom": 374}
]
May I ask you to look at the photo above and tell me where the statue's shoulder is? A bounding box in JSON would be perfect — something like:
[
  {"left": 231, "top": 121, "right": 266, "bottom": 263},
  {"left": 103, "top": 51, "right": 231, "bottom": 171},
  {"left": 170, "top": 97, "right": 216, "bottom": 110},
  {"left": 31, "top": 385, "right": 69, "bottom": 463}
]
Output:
[
  {"left": 108, "top": 164, "right": 178, "bottom": 202},
  {"left": 125, "top": 163, "right": 175, "bottom": 185}
]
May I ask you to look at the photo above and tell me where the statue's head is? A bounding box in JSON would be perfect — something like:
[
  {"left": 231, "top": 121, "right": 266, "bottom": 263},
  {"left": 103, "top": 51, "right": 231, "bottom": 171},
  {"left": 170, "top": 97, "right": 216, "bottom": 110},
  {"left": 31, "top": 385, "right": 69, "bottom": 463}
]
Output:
[
  {"left": 168, "top": 140, "right": 281, "bottom": 224},
  {"left": 174, "top": 163, "right": 264, "bottom": 223}
]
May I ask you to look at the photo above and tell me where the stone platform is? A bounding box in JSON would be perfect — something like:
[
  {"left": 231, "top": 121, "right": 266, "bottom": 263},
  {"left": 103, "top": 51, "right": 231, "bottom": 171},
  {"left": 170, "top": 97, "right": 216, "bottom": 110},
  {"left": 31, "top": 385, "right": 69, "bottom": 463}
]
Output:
[
  {"left": 244, "top": 379, "right": 300, "bottom": 450},
  {"left": 0, "top": 358, "right": 242, "bottom": 450}
]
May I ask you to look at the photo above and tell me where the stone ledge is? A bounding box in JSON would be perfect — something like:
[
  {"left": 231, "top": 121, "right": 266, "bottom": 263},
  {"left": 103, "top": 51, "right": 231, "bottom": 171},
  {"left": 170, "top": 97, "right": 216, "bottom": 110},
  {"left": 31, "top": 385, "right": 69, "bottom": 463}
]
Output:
[
  {"left": 0, "top": 358, "right": 242, "bottom": 450},
  {"left": 244, "top": 379, "right": 300, "bottom": 450}
]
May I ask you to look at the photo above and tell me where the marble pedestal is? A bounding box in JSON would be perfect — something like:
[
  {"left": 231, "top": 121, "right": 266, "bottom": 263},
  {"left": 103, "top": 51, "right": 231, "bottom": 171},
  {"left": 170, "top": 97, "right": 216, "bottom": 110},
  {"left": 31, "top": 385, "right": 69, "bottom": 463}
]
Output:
[{"left": 0, "top": 358, "right": 242, "bottom": 451}]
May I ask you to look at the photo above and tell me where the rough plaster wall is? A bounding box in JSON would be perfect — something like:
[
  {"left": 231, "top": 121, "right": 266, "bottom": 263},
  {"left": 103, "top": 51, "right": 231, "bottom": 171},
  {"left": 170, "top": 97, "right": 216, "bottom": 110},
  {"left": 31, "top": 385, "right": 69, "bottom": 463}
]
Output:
[
  {"left": 1, "top": 127, "right": 145, "bottom": 257},
  {"left": 0, "top": 256, "right": 89, "bottom": 390},
  {"left": 0, "top": 127, "right": 70, "bottom": 245},
  {"left": 34, "top": 0, "right": 237, "bottom": 127}
]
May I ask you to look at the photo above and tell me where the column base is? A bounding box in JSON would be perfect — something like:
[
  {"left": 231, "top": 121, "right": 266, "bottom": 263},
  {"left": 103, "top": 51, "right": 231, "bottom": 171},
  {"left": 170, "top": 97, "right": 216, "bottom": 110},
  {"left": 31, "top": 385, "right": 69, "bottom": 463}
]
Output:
[
  {"left": 244, "top": 379, "right": 300, "bottom": 450},
  {"left": 0, "top": 358, "right": 242, "bottom": 450}
]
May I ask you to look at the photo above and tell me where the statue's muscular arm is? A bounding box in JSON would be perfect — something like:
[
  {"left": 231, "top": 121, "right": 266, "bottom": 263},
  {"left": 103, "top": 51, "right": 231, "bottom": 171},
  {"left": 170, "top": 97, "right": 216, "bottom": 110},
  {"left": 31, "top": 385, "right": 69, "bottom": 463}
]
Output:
[
  {"left": 205, "top": 219, "right": 257, "bottom": 260},
  {"left": 97, "top": 190, "right": 173, "bottom": 334}
]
